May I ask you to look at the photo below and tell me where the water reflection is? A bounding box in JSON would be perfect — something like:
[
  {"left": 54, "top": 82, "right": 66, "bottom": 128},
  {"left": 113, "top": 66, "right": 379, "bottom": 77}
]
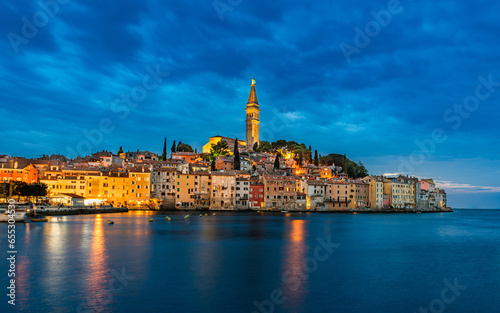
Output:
[
  {"left": 282, "top": 219, "right": 309, "bottom": 309},
  {"left": 192, "top": 218, "right": 221, "bottom": 297},
  {"left": 16, "top": 224, "right": 32, "bottom": 308},
  {"left": 82, "top": 214, "right": 109, "bottom": 310},
  {"left": 42, "top": 222, "right": 69, "bottom": 295}
]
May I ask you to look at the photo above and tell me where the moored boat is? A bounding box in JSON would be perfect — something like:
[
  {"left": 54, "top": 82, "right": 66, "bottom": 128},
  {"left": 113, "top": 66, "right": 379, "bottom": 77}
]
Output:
[{"left": 0, "top": 207, "right": 28, "bottom": 222}]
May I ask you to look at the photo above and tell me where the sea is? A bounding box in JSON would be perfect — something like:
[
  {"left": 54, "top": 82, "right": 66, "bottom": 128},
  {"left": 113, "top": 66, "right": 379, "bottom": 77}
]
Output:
[{"left": 1, "top": 209, "right": 499, "bottom": 313}]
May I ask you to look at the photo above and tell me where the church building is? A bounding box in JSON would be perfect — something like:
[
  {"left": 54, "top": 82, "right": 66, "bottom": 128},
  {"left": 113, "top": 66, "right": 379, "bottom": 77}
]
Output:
[{"left": 202, "top": 78, "right": 261, "bottom": 154}]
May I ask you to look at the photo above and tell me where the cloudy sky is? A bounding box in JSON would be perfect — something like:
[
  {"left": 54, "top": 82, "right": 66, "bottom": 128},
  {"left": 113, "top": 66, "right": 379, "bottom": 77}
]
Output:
[{"left": 1, "top": 0, "right": 499, "bottom": 208}]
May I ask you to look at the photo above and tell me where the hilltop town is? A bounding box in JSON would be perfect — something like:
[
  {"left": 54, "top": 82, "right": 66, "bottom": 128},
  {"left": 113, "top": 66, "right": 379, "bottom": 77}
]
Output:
[{"left": 1, "top": 79, "right": 449, "bottom": 212}]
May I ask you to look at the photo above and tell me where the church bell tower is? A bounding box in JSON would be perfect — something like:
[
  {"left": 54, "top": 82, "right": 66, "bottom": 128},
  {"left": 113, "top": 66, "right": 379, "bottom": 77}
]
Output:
[{"left": 245, "top": 78, "right": 260, "bottom": 150}]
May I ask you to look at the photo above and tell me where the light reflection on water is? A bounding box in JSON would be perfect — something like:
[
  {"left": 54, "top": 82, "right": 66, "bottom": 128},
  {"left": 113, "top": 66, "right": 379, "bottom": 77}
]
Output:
[
  {"left": 82, "top": 214, "right": 109, "bottom": 311},
  {"left": 282, "top": 219, "right": 308, "bottom": 309},
  {"left": 2, "top": 210, "right": 500, "bottom": 313}
]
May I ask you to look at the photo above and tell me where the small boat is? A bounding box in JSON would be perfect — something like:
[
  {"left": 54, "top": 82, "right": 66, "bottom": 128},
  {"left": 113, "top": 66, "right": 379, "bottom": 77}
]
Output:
[
  {"left": 165, "top": 216, "right": 171, "bottom": 221},
  {"left": 31, "top": 217, "right": 48, "bottom": 222},
  {"left": 0, "top": 206, "right": 28, "bottom": 223},
  {"left": 108, "top": 220, "right": 114, "bottom": 224},
  {"left": 184, "top": 214, "right": 189, "bottom": 219},
  {"left": 281, "top": 210, "right": 289, "bottom": 213},
  {"left": 149, "top": 218, "right": 154, "bottom": 222}
]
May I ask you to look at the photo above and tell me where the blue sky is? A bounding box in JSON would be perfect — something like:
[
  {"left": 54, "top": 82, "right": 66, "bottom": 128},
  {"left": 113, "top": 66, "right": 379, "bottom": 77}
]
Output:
[{"left": 1, "top": 0, "right": 499, "bottom": 208}]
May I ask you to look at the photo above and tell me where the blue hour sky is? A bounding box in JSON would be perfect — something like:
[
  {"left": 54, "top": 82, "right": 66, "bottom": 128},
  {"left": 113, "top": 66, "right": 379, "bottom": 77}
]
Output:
[{"left": 1, "top": 0, "right": 499, "bottom": 208}]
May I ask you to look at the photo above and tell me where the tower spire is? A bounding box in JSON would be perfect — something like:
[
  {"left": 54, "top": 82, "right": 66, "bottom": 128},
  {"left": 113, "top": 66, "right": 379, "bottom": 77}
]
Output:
[
  {"left": 247, "top": 78, "right": 258, "bottom": 105},
  {"left": 245, "top": 78, "right": 260, "bottom": 150}
]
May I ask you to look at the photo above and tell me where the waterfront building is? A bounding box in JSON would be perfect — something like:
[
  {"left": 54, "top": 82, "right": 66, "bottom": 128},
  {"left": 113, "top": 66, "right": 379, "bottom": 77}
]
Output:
[
  {"left": 353, "top": 182, "right": 369, "bottom": 208},
  {"left": 362, "top": 176, "right": 384, "bottom": 209},
  {"left": 151, "top": 166, "right": 177, "bottom": 208},
  {"left": 41, "top": 174, "right": 86, "bottom": 197},
  {"left": 194, "top": 172, "right": 211, "bottom": 209},
  {"left": 296, "top": 192, "right": 307, "bottom": 210},
  {"left": 327, "top": 180, "right": 350, "bottom": 210},
  {"left": 50, "top": 193, "right": 85, "bottom": 206},
  {"left": 249, "top": 181, "right": 265, "bottom": 209},
  {"left": 211, "top": 172, "right": 236, "bottom": 209},
  {"left": 0, "top": 163, "right": 38, "bottom": 184},
  {"left": 262, "top": 174, "right": 296, "bottom": 210},
  {"left": 235, "top": 177, "right": 250, "bottom": 209},
  {"left": 383, "top": 177, "right": 414, "bottom": 209},
  {"left": 175, "top": 172, "right": 196, "bottom": 208},
  {"left": 297, "top": 179, "right": 328, "bottom": 210}
]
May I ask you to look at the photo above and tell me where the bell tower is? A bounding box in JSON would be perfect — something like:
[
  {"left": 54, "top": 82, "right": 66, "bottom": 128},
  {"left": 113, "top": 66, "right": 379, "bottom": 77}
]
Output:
[{"left": 245, "top": 78, "right": 260, "bottom": 150}]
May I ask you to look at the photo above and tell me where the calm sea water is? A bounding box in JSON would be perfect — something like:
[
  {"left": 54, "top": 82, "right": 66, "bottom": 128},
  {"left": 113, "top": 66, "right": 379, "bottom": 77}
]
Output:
[{"left": 1, "top": 209, "right": 499, "bottom": 313}]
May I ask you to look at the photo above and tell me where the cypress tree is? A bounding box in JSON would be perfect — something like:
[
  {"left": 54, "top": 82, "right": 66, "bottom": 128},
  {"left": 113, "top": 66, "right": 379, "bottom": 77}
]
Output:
[
  {"left": 308, "top": 145, "right": 312, "bottom": 162},
  {"left": 274, "top": 152, "right": 281, "bottom": 170},
  {"left": 171, "top": 140, "right": 176, "bottom": 153},
  {"left": 314, "top": 150, "right": 319, "bottom": 166},
  {"left": 162, "top": 137, "right": 167, "bottom": 161},
  {"left": 234, "top": 138, "right": 241, "bottom": 170},
  {"left": 253, "top": 142, "right": 259, "bottom": 152}
]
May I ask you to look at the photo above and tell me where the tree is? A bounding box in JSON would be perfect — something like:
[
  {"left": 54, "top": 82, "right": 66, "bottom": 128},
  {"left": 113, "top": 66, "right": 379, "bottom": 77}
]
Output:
[
  {"left": 0, "top": 182, "right": 12, "bottom": 200},
  {"left": 253, "top": 142, "right": 258, "bottom": 152},
  {"left": 274, "top": 152, "right": 281, "bottom": 170},
  {"left": 177, "top": 141, "right": 194, "bottom": 152},
  {"left": 233, "top": 138, "right": 241, "bottom": 170},
  {"left": 117, "top": 146, "right": 123, "bottom": 155},
  {"left": 314, "top": 150, "right": 319, "bottom": 166},
  {"left": 162, "top": 137, "right": 167, "bottom": 161},
  {"left": 194, "top": 148, "right": 197, "bottom": 156},
  {"left": 171, "top": 140, "right": 176, "bottom": 153},
  {"left": 13, "top": 181, "right": 28, "bottom": 201},
  {"left": 321, "top": 154, "right": 369, "bottom": 178},
  {"left": 355, "top": 161, "right": 368, "bottom": 178},
  {"left": 208, "top": 140, "right": 230, "bottom": 171},
  {"left": 256, "top": 141, "right": 272, "bottom": 152},
  {"left": 29, "top": 183, "right": 48, "bottom": 202},
  {"left": 308, "top": 145, "right": 312, "bottom": 162},
  {"left": 344, "top": 154, "right": 347, "bottom": 174}
]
